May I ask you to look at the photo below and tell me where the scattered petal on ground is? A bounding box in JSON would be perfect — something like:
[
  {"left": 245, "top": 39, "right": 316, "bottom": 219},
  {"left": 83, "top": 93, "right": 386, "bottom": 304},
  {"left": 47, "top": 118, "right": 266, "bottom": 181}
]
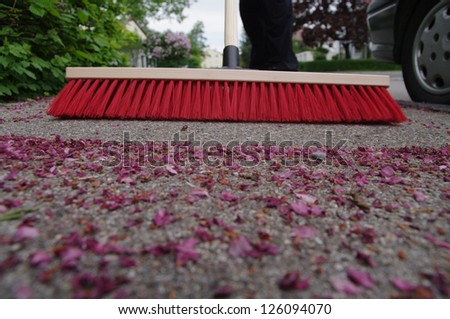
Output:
[
  {"left": 279, "top": 272, "right": 310, "bottom": 291},
  {"left": 0, "top": 102, "right": 449, "bottom": 299}
]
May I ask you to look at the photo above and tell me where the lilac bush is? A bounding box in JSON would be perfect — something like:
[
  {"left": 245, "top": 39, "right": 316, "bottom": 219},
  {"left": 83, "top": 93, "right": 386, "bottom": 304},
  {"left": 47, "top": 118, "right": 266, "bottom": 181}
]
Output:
[{"left": 148, "top": 31, "right": 191, "bottom": 67}]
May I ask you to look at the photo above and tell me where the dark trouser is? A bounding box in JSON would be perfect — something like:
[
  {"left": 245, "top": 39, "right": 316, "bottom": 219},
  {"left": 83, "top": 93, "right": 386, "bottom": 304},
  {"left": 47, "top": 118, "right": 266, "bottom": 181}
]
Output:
[{"left": 239, "top": 0, "right": 298, "bottom": 71}]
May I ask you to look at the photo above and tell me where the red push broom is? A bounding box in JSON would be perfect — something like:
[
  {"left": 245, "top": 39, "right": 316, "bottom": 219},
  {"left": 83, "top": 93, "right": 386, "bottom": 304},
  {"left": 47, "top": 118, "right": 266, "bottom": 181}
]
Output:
[{"left": 48, "top": 0, "right": 407, "bottom": 123}]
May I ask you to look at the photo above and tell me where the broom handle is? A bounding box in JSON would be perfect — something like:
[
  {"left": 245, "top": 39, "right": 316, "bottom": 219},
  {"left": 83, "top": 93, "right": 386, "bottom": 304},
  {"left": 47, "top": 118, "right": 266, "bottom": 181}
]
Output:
[{"left": 223, "top": 0, "right": 240, "bottom": 68}]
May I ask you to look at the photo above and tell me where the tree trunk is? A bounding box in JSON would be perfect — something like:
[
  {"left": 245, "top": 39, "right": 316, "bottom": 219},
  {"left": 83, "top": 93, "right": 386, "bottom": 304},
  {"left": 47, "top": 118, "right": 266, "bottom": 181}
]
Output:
[{"left": 343, "top": 43, "right": 352, "bottom": 59}]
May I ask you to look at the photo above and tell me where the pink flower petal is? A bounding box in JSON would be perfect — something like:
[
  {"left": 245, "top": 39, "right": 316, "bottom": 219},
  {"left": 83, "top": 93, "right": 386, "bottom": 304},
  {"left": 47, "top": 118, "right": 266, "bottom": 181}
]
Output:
[
  {"left": 190, "top": 189, "right": 209, "bottom": 197},
  {"left": 295, "top": 194, "right": 317, "bottom": 204},
  {"left": 347, "top": 267, "right": 375, "bottom": 289},
  {"left": 119, "top": 256, "right": 137, "bottom": 268},
  {"left": 381, "top": 166, "right": 394, "bottom": 177},
  {"left": 290, "top": 201, "right": 309, "bottom": 216},
  {"left": 356, "top": 251, "right": 377, "bottom": 268},
  {"left": 15, "top": 226, "right": 39, "bottom": 241},
  {"left": 331, "top": 278, "right": 361, "bottom": 295},
  {"left": 279, "top": 272, "right": 310, "bottom": 291},
  {"left": 292, "top": 226, "right": 317, "bottom": 239},
  {"left": 424, "top": 234, "right": 450, "bottom": 250},
  {"left": 413, "top": 190, "right": 427, "bottom": 202},
  {"left": 175, "top": 238, "right": 200, "bottom": 266},
  {"left": 252, "top": 242, "right": 279, "bottom": 256},
  {"left": 15, "top": 285, "right": 32, "bottom": 299},
  {"left": 309, "top": 206, "right": 324, "bottom": 217},
  {"left": 228, "top": 236, "right": 253, "bottom": 258},
  {"left": 213, "top": 286, "right": 234, "bottom": 298},
  {"left": 29, "top": 251, "right": 52, "bottom": 267},
  {"left": 390, "top": 278, "right": 416, "bottom": 292},
  {"left": 61, "top": 247, "right": 82, "bottom": 268},
  {"left": 220, "top": 191, "right": 239, "bottom": 202},
  {"left": 153, "top": 209, "right": 176, "bottom": 228},
  {"left": 165, "top": 164, "right": 178, "bottom": 175}
]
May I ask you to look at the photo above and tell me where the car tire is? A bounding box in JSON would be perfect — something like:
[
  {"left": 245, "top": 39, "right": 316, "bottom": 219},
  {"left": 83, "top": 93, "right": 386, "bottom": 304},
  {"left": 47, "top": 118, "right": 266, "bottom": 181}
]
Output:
[{"left": 401, "top": 0, "right": 450, "bottom": 104}]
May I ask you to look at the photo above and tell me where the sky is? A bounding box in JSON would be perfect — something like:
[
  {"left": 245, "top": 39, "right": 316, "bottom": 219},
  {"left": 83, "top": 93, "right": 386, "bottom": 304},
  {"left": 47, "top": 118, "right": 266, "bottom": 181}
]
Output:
[{"left": 148, "top": 0, "right": 244, "bottom": 51}]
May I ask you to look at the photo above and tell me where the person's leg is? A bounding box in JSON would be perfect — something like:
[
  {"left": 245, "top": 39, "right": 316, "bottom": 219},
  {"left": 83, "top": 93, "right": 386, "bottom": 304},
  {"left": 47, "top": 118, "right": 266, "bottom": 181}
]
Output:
[
  {"left": 262, "top": 0, "right": 298, "bottom": 71},
  {"left": 239, "top": 0, "right": 267, "bottom": 69},
  {"left": 240, "top": 0, "right": 298, "bottom": 71}
]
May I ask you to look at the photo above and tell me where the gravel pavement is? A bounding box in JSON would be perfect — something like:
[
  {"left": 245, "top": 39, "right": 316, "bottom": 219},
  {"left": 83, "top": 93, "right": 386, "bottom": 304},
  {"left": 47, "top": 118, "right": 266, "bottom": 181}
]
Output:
[{"left": 0, "top": 97, "right": 449, "bottom": 299}]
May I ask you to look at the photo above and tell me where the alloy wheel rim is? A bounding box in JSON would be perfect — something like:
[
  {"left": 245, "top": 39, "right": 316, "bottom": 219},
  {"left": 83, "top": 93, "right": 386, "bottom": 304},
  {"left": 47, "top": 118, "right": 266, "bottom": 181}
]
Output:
[{"left": 413, "top": 2, "right": 450, "bottom": 95}]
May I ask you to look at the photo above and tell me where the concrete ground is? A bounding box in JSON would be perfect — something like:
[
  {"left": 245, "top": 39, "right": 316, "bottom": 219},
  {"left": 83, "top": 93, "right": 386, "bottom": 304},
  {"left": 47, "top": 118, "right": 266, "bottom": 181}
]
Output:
[{"left": 0, "top": 74, "right": 449, "bottom": 299}]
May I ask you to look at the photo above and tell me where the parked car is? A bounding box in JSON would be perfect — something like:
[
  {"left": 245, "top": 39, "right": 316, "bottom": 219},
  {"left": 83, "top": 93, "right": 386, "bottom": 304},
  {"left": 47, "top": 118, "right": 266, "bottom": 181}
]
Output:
[{"left": 367, "top": 0, "right": 450, "bottom": 104}]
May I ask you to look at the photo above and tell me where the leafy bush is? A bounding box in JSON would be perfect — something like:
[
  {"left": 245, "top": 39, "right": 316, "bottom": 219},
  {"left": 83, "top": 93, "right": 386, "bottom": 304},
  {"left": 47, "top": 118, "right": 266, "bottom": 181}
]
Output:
[
  {"left": 0, "top": 0, "right": 139, "bottom": 101},
  {"left": 299, "top": 59, "right": 402, "bottom": 72}
]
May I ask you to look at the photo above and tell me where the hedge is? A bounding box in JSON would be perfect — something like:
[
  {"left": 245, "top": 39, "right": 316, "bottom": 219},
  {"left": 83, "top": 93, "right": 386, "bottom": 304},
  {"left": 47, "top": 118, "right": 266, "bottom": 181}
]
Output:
[{"left": 299, "top": 59, "right": 402, "bottom": 72}]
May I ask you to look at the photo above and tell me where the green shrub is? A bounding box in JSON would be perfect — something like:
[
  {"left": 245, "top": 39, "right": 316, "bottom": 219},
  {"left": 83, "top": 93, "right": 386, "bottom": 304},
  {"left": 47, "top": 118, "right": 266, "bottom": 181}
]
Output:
[
  {"left": 299, "top": 59, "right": 402, "bottom": 72},
  {"left": 0, "top": 0, "right": 139, "bottom": 101}
]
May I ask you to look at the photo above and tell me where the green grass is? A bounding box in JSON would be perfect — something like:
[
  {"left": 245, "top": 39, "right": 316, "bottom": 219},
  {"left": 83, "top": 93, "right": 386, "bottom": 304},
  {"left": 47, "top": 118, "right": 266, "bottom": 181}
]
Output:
[{"left": 299, "top": 59, "right": 402, "bottom": 72}]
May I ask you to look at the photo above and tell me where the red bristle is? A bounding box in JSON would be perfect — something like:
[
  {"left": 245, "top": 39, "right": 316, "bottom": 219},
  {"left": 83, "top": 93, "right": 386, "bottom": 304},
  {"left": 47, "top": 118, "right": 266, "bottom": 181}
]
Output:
[
  {"left": 277, "top": 83, "right": 291, "bottom": 122},
  {"left": 284, "top": 83, "right": 298, "bottom": 122},
  {"left": 304, "top": 84, "right": 321, "bottom": 122},
  {"left": 237, "top": 82, "right": 248, "bottom": 120},
  {"left": 169, "top": 80, "right": 185, "bottom": 119},
  {"left": 156, "top": 80, "right": 174, "bottom": 119},
  {"left": 49, "top": 74, "right": 406, "bottom": 123},
  {"left": 137, "top": 80, "right": 156, "bottom": 119},
  {"left": 321, "top": 85, "right": 342, "bottom": 122},
  {"left": 74, "top": 79, "right": 102, "bottom": 117},
  {"left": 313, "top": 84, "right": 331, "bottom": 122},
  {"left": 373, "top": 87, "right": 407, "bottom": 123},
  {"left": 200, "top": 81, "right": 212, "bottom": 120},
  {"left": 211, "top": 81, "right": 223, "bottom": 120},
  {"left": 65, "top": 80, "right": 93, "bottom": 117},
  {"left": 48, "top": 80, "right": 78, "bottom": 116},
  {"left": 331, "top": 85, "right": 354, "bottom": 121},
  {"left": 104, "top": 80, "right": 129, "bottom": 118},
  {"left": 228, "top": 81, "right": 239, "bottom": 121},
  {"left": 116, "top": 80, "right": 138, "bottom": 118},
  {"left": 267, "top": 83, "right": 279, "bottom": 121},
  {"left": 125, "top": 80, "right": 147, "bottom": 118},
  {"left": 255, "top": 82, "right": 268, "bottom": 122},
  {"left": 83, "top": 79, "right": 111, "bottom": 118},
  {"left": 356, "top": 85, "right": 383, "bottom": 121},
  {"left": 178, "top": 80, "right": 192, "bottom": 120},
  {"left": 91, "top": 79, "right": 119, "bottom": 118},
  {"left": 190, "top": 80, "right": 203, "bottom": 120},
  {"left": 364, "top": 86, "right": 392, "bottom": 121},
  {"left": 340, "top": 85, "right": 363, "bottom": 122},
  {"left": 294, "top": 83, "right": 307, "bottom": 122},
  {"left": 222, "top": 81, "right": 232, "bottom": 121},
  {"left": 350, "top": 86, "right": 378, "bottom": 122},
  {"left": 147, "top": 80, "right": 165, "bottom": 118}
]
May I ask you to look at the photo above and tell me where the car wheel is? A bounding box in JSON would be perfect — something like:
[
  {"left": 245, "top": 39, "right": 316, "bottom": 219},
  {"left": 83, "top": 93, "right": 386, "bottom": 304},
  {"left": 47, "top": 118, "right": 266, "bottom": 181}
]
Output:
[{"left": 401, "top": 0, "right": 450, "bottom": 104}]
